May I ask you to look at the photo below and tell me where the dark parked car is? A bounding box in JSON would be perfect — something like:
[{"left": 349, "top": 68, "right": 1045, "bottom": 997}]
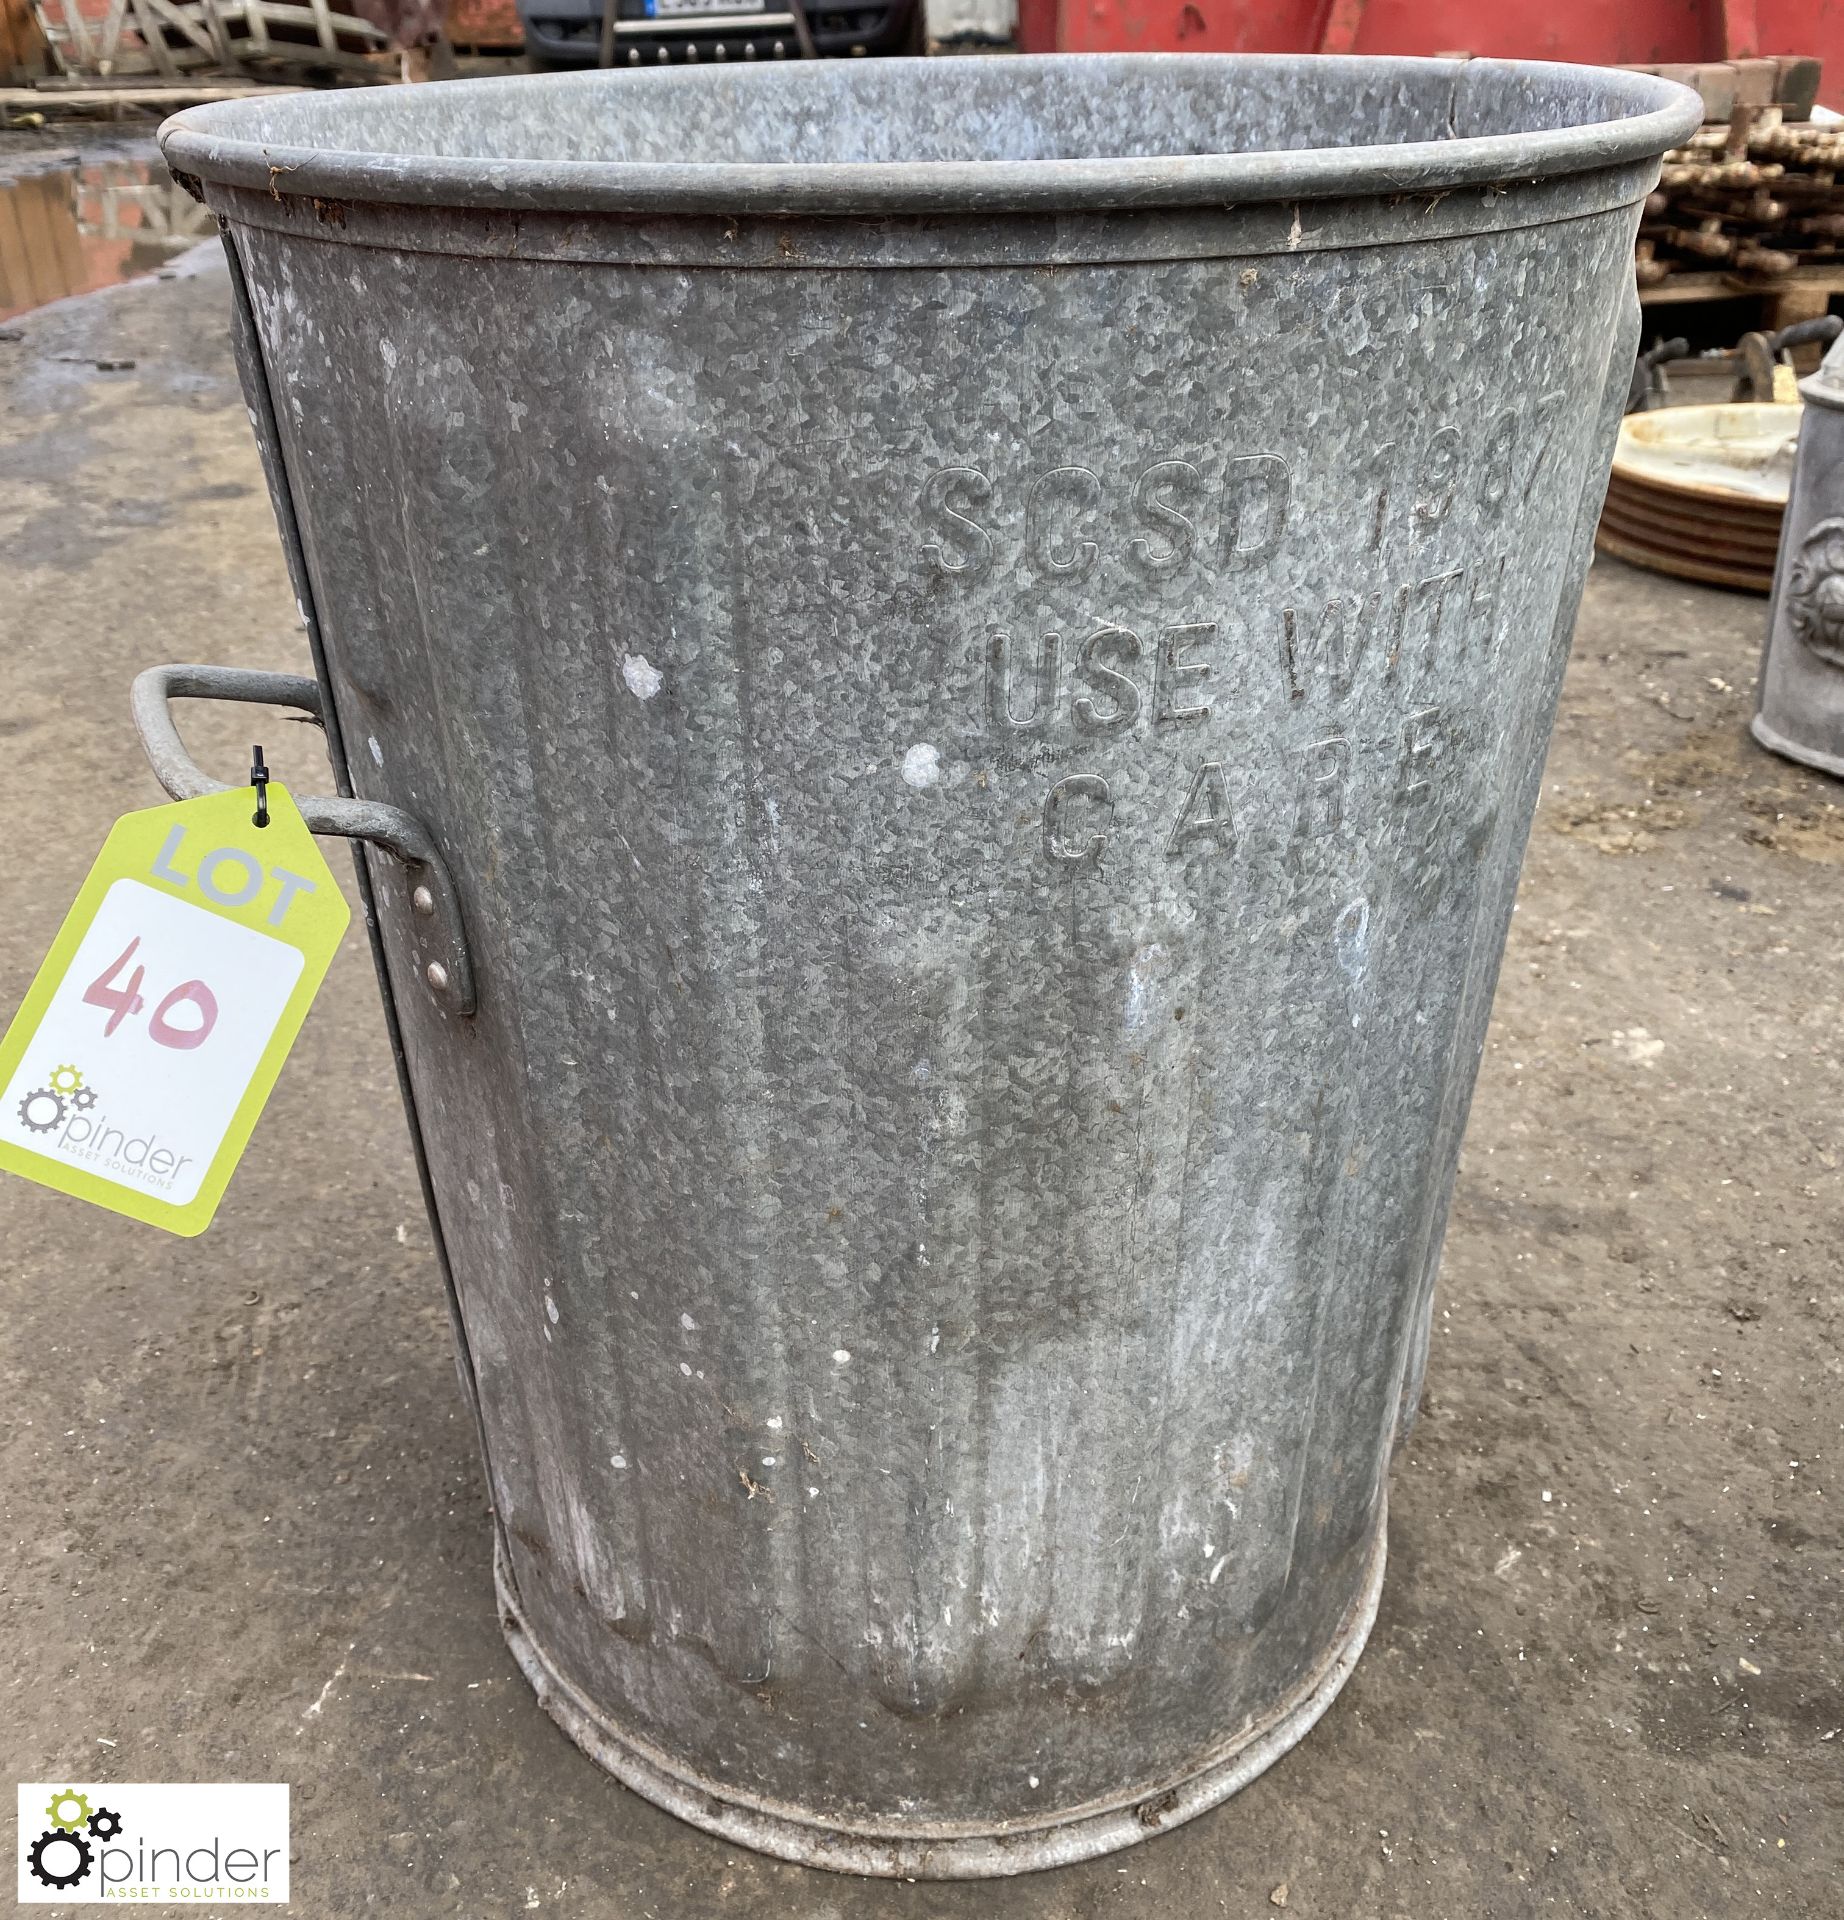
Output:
[{"left": 520, "top": 0, "right": 920, "bottom": 67}]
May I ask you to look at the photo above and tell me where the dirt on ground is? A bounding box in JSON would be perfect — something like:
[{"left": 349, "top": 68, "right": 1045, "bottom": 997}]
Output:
[{"left": 0, "top": 244, "right": 1838, "bottom": 1919}]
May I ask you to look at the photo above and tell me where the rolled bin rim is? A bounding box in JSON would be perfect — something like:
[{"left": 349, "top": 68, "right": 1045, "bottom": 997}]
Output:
[{"left": 159, "top": 54, "right": 1703, "bottom": 220}]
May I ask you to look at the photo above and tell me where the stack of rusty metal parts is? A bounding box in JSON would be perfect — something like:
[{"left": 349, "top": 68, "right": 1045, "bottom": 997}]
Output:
[{"left": 1628, "top": 56, "right": 1838, "bottom": 292}]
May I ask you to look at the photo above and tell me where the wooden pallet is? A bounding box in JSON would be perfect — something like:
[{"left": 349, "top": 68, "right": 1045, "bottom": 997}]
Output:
[
  {"left": 1639, "top": 263, "right": 1844, "bottom": 334},
  {"left": 0, "top": 76, "right": 300, "bottom": 117},
  {"left": 32, "top": 0, "right": 389, "bottom": 80}
]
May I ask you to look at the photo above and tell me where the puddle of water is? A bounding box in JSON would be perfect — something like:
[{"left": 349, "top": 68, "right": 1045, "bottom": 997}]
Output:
[{"left": 0, "top": 154, "right": 218, "bottom": 323}]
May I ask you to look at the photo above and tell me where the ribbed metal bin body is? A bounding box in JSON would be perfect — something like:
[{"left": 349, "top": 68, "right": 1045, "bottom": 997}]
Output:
[{"left": 162, "top": 56, "right": 1698, "bottom": 1876}]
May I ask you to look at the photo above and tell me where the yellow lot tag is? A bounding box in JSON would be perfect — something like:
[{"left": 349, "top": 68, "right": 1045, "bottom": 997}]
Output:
[{"left": 0, "top": 784, "right": 348, "bottom": 1236}]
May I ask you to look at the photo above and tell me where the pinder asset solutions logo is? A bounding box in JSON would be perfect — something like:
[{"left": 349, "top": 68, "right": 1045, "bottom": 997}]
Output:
[
  {"left": 17, "top": 1784, "right": 289, "bottom": 1904},
  {"left": 13, "top": 1063, "right": 191, "bottom": 1192}
]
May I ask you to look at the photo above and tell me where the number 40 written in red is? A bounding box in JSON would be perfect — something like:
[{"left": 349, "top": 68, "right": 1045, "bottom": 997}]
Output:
[{"left": 83, "top": 936, "right": 219, "bottom": 1051}]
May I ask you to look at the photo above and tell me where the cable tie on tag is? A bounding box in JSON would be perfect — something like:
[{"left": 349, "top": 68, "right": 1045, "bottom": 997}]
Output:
[{"left": 250, "top": 744, "right": 270, "bottom": 830}]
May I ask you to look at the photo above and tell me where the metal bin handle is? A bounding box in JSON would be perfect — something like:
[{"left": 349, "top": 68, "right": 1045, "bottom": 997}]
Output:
[{"left": 130, "top": 663, "right": 475, "bottom": 1017}]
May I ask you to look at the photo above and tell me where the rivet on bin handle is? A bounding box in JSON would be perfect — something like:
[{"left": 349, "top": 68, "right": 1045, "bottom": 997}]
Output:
[{"left": 130, "top": 664, "right": 476, "bottom": 1017}]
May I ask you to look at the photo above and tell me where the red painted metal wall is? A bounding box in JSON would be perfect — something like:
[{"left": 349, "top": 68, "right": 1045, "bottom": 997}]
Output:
[{"left": 1017, "top": 0, "right": 1843, "bottom": 104}]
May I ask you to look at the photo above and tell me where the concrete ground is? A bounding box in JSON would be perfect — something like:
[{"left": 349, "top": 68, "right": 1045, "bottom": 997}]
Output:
[{"left": 1, "top": 245, "right": 1839, "bottom": 1920}]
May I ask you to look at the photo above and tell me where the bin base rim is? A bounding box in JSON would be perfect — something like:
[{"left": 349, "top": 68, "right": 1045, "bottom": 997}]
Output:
[
  {"left": 1752, "top": 710, "right": 1844, "bottom": 782},
  {"left": 493, "top": 1498, "right": 1387, "bottom": 1879}
]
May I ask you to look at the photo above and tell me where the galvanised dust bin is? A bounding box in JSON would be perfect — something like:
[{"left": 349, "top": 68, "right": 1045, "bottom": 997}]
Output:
[{"left": 147, "top": 57, "right": 1700, "bottom": 1877}]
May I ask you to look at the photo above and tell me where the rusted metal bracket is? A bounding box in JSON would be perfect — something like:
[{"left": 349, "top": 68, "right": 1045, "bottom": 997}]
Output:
[{"left": 129, "top": 663, "right": 476, "bottom": 1016}]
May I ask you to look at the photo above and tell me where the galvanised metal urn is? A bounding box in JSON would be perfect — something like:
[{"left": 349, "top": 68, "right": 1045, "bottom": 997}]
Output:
[{"left": 1756, "top": 329, "right": 1844, "bottom": 780}]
